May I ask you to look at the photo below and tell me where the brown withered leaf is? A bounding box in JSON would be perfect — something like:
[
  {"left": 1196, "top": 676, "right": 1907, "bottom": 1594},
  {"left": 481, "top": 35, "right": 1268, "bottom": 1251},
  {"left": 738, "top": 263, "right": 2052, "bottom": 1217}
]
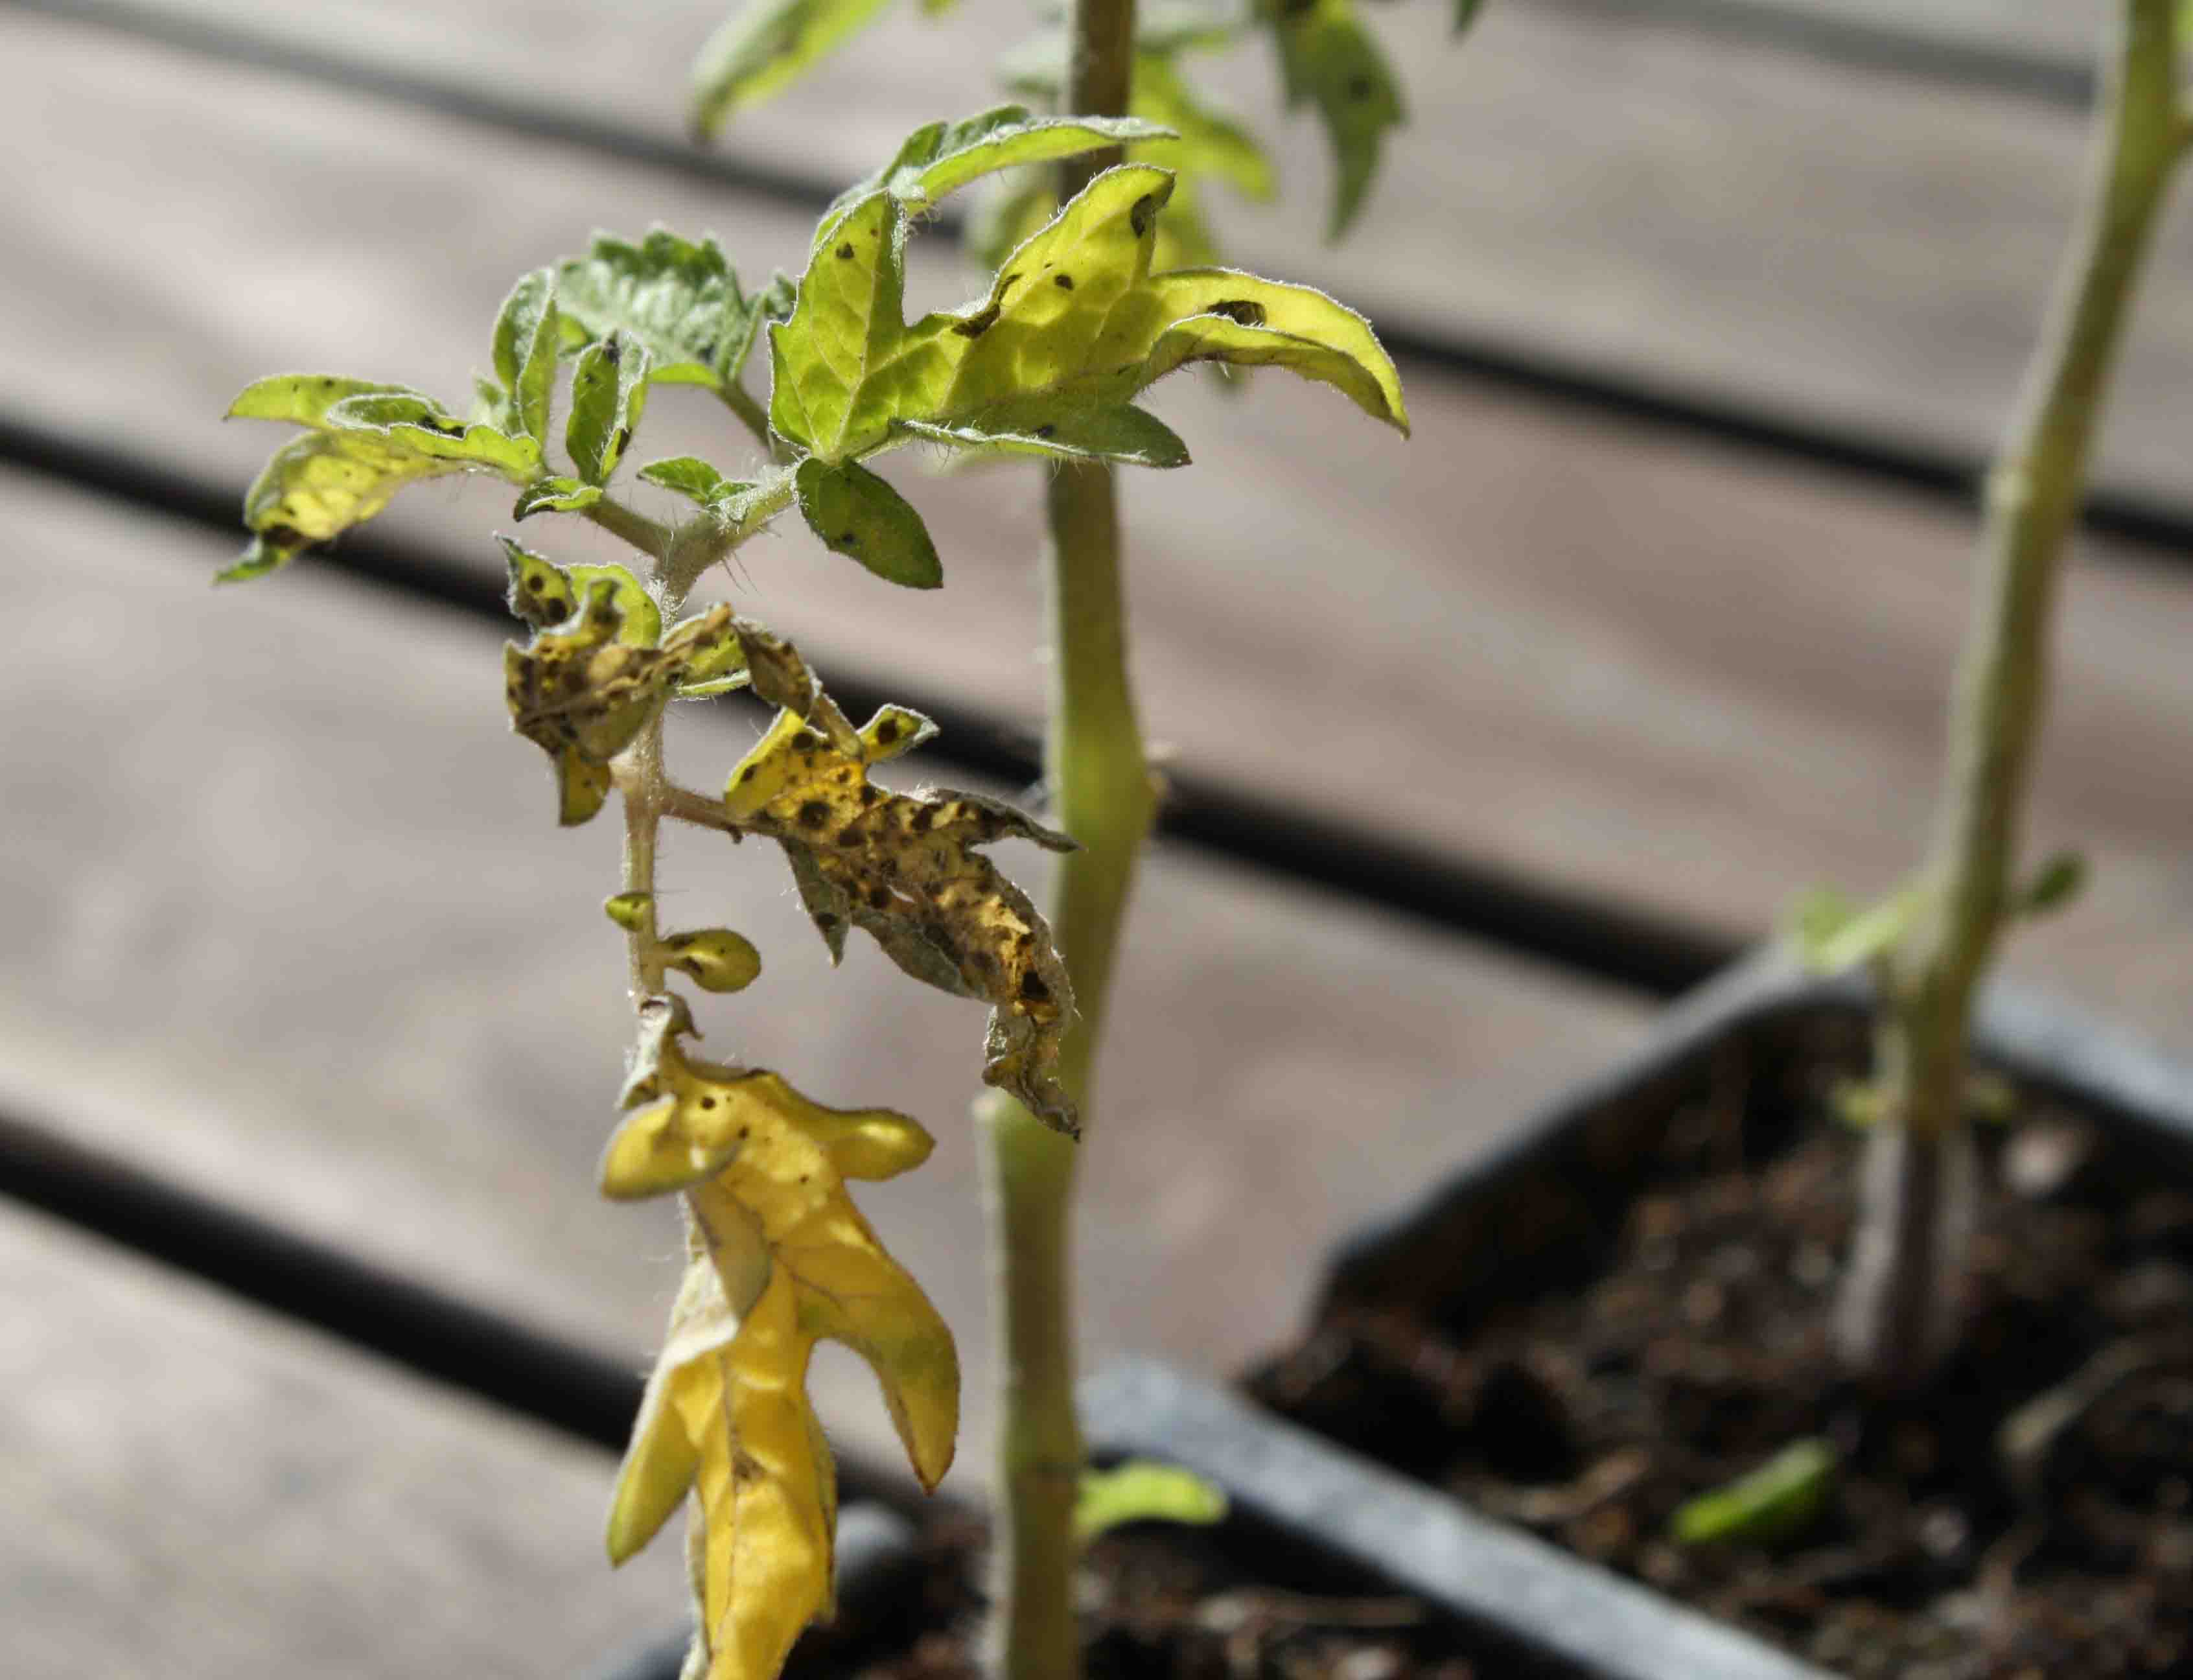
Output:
[{"left": 722, "top": 703, "right": 1080, "bottom": 1135}]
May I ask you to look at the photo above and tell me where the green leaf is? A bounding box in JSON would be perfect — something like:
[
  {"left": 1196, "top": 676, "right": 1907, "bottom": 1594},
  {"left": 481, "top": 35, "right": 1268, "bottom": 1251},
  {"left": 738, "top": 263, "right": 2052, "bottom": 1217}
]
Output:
[
  {"left": 557, "top": 230, "right": 790, "bottom": 395},
  {"left": 638, "top": 456, "right": 754, "bottom": 510},
  {"left": 817, "top": 106, "right": 1175, "bottom": 244},
  {"left": 513, "top": 476, "right": 605, "bottom": 519},
  {"left": 491, "top": 268, "right": 561, "bottom": 443},
  {"left": 1267, "top": 0, "right": 1406, "bottom": 239},
  {"left": 691, "top": 0, "right": 896, "bottom": 137},
  {"left": 2017, "top": 849, "right": 2087, "bottom": 918},
  {"left": 566, "top": 332, "right": 652, "bottom": 485},
  {"left": 794, "top": 458, "right": 944, "bottom": 588},
  {"left": 224, "top": 384, "right": 541, "bottom": 581},
  {"left": 1075, "top": 1461, "right": 1229, "bottom": 1541},
  {"left": 1671, "top": 1440, "right": 1835, "bottom": 1547},
  {"left": 771, "top": 164, "right": 1408, "bottom": 465},
  {"left": 896, "top": 402, "right": 1189, "bottom": 468}
]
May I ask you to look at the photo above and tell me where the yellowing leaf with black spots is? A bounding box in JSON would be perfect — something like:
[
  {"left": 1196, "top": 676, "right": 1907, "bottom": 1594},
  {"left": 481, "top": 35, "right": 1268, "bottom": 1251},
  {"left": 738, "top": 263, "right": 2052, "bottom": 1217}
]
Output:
[
  {"left": 1264, "top": 0, "right": 1405, "bottom": 239},
  {"left": 661, "top": 928, "right": 765, "bottom": 994},
  {"left": 225, "top": 382, "right": 542, "bottom": 581},
  {"left": 793, "top": 458, "right": 943, "bottom": 588},
  {"left": 721, "top": 706, "right": 1081, "bottom": 1134},
  {"left": 512, "top": 476, "right": 604, "bottom": 520},
  {"left": 498, "top": 539, "right": 663, "bottom": 643},
  {"left": 768, "top": 163, "right": 1406, "bottom": 467},
  {"left": 603, "top": 996, "right": 957, "bottom": 1680},
  {"left": 504, "top": 585, "right": 727, "bottom": 824},
  {"left": 768, "top": 193, "right": 957, "bottom": 461}
]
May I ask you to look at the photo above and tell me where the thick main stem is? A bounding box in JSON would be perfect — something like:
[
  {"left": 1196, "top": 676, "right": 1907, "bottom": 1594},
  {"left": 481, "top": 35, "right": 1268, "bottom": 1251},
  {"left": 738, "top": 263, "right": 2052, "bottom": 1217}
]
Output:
[
  {"left": 1838, "top": 0, "right": 2185, "bottom": 1385},
  {"left": 980, "top": 5, "right": 1143, "bottom": 1675}
]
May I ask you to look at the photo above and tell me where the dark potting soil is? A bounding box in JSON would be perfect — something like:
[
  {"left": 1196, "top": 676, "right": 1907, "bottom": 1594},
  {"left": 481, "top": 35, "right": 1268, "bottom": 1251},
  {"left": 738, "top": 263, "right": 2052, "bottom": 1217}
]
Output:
[
  {"left": 1249, "top": 1012, "right": 2193, "bottom": 1679},
  {"left": 798, "top": 1509, "right": 1537, "bottom": 1680}
]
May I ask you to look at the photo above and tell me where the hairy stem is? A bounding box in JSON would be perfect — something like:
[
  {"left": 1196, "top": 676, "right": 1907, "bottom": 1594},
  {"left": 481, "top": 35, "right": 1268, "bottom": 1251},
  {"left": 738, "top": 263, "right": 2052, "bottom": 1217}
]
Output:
[
  {"left": 1838, "top": 0, "right": 2187, "bottom": 1386},
  {"left": 617, "top": 714, "right": 670, "bottom": 1006},
  {"left": 583, "top": 492, "right": 676, "bottom": 562},
  {"left": 980, "top": 6, "right": 1144, "bottom": 1675}
]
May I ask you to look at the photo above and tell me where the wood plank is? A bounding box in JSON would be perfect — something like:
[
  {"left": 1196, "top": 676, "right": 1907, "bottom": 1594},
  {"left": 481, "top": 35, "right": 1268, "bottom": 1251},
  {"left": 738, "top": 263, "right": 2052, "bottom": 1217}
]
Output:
[
  {"left": 0, "top": 1202, "right": 686, "bottom": 1678},
  {"left": 66, "top": 0, "right": 2193, "bottom": 500},
  {"left": 7, "top": 14, "right": 2193, "bottom": 1048},
  {"left": 2, "top": 461, "right": 1649, "bottom": 1493}
]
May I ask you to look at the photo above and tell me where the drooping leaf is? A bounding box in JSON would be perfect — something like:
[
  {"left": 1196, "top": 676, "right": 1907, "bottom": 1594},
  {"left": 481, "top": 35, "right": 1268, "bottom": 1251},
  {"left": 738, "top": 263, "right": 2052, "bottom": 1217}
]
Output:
[
  {"left": 557, "top": 230, "right": 793, "bottom": 395},
  {"left": 691, "top": 0, "right": 898, "bottom": 138},
  {"left": 815, "top": 106, "right": 1174, "bottom": 244},
  {"left": 224, "top": 381, "right": 542, "bottom": 581},
  {"left": 1076, "top": 1460, "right": 1229, "bottom": 1541},
  {"left": 721, "top": 705, "right": 1080, "bottom": 1133},
  {"left": 793, "top": 457, "right": 944, "bottom": 588},
  {"left": 770, "top": 164, "right": 1407, "bottom": 466},
  {"left": 491, "top": 267, "right": 561, "bottom": 443},
  {"left": 567, "top": 332, "right": 653, "bottom": 486},
  {"left": 603, "top": 996, "right": 958, "bottom": 1678},
  {"left": 513, "top": 475, "right": 605, "bottom": 519},
  {"left": 1671, "top": 1440, "right": 1835, "bottom": 1548},
  {"left": 1265, "top": 0, "right": 1406, "bottom": 239},
  {"left": 504, "top": 585, "right": 728, "bottom": 824}
]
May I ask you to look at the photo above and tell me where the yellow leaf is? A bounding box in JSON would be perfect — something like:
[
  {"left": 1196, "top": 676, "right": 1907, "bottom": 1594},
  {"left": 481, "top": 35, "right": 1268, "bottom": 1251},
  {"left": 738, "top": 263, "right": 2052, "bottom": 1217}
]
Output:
[
  {"left": 723, "top": 705, "right": 1081, "bottom": 1134},
  {"left": 604, "top": 997, "right": 958, "bottom": 1680}
]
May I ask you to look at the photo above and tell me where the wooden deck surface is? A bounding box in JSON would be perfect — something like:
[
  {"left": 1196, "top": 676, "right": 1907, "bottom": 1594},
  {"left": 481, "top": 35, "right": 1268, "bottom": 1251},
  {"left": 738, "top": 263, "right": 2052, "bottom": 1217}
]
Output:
[{"left": 5, "top": 0, "right": 2193, "bottom": 1668}]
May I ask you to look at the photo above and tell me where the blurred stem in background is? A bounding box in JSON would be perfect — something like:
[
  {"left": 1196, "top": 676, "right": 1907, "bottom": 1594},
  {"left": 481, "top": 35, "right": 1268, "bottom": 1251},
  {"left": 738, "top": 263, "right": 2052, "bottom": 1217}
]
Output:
[
  {"left": 976, "top": 0, "right": 1148, "bottom": 1670},
  {"left": 1837, "top": 0, "right": 2190, "bottom": 1386}
]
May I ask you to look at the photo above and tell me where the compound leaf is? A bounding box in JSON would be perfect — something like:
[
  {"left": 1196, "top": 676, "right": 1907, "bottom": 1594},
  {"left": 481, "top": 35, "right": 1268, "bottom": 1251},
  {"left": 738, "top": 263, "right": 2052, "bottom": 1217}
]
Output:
[
  {"left": 557, "top": 230, "right": 792, "bottom": 395},
  {"left": 771, "top": 163, "right": 1406, "bottom": 465},
  {"left": 692, "top": 0, "right": 896, "bottom": 137},
  {"left": 817, "top": 105, "right": 1173, "bottom": 244},
  {"left": 491, "top": 267, "right": 561, "bottom": 443},
  {"left": 1266, "top": 0, "right": 1406, "bottom": 239},
  {"left": 225, "top": 382, "right": 541, "bottom": 581},
  {"left": 793, "top": 457, "right": 943, "bottom": 588},
  {"left": 721, "top": 705, "right": 1080, "bottom": 1134},
  {"left": 567, "top": 332, "right": 653, "bottom": 485}
]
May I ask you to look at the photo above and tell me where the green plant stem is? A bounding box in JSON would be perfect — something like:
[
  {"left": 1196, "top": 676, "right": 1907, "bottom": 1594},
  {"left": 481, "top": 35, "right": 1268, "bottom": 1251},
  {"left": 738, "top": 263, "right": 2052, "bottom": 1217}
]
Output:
[
  {"left": 583, "top": 492, "right": 675, "bottom": 561},
  {"left": 979, "top": 3, "right": 1145, "bottom": 1674},
  {"left": 1839, "top": 0, "right": 2187, "bottom": 1386}
]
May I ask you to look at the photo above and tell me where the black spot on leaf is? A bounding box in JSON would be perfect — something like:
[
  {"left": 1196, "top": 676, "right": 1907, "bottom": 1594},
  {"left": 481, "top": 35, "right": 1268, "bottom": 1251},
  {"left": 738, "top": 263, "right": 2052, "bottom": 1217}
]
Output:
[
  {"left": 837, "top": 242, "right": 855, "bottom": 260},
  {"left": 796, "top": 800, "right": 830, "bottom": 830},
  {"left": 1054, "top": 274, "right": 1074, "bottom": 290},
  {"left": 1129, "top": 196, "right": 1157, "bottom": 237},
  {"left": 1212, "top": 299, "right": 1268, "bottom": 327}
]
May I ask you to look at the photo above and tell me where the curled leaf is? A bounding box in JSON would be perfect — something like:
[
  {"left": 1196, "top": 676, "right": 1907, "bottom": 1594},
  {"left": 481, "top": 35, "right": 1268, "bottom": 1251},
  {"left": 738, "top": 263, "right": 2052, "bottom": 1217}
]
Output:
[
  {"left": 491, "top": 267, "right": 561, "bottom": 443},
  {"left": 504, "top": 583, "right": 728, "bottom": 824},
  {"left": 567, "top": 332, "right": 653, "bottom": 485},
  {"left": 604, "top": 997, "right": 958, "bottom": 1677},
  {"left": 513, "top": 476, "right": 605, "bottom": 520},
  {"left": 662, "top": 928, "right": 765, "bottom": 994},
  {"left": 225, "top": 380, "right": 541, "bottom": 580},
  {"left": 721, "top": 705, "right": 1080, "bottom": 1134}
]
